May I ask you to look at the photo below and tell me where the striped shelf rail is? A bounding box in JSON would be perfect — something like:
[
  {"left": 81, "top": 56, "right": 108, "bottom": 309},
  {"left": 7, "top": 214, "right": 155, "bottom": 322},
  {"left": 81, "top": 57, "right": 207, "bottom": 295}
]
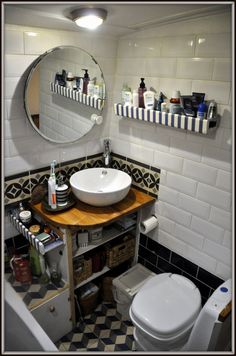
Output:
[
  {"left": 50, "top": 82, "right": 104, "bottom": 111},
  {"left": 114, "top": 103, "right": 218, "bottom": 135},
  {"left": 9, "top": 213, "right": 64, "bottom": 255}
]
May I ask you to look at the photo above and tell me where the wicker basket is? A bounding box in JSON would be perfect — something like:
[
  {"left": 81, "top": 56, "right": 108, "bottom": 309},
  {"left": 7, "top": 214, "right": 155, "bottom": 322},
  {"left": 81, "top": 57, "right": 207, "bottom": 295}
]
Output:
[
  {"left": 101, "top": 276, "right": 115, "bottom": 302},
  {"left": 79, "top": 286, "right": 99, "bottom": 316},
  {"left": 73, "top": 257, "right": 92, "bottom": 286},
  {"left": 106, "top": 236, "right": 135, "bottom": 268}
]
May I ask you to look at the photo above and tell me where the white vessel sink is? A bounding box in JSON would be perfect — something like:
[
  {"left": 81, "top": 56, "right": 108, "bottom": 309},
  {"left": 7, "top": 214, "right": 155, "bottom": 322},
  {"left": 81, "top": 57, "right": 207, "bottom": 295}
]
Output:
[{"left": 70, "top": 168, "right": 132, "bottom": 207}]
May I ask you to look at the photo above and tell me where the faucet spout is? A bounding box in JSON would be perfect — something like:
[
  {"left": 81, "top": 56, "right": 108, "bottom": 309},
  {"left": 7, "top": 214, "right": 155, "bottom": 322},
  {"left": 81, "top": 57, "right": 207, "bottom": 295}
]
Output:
[{"left": 103, "top": 139, "right": 111, "bottom": 168}]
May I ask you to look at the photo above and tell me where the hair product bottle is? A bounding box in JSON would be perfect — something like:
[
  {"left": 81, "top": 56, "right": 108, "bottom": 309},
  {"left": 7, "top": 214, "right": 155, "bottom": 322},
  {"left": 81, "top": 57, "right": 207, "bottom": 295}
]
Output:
[{"left": 138, "top": 78, "right": 147, "bottom": 108}]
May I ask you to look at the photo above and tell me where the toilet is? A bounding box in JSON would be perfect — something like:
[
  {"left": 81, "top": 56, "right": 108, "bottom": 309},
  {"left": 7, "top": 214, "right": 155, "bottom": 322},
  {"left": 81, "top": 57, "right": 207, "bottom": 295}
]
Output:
[{"left": 129, "top": 272, "right": 231, "bottom": 352}]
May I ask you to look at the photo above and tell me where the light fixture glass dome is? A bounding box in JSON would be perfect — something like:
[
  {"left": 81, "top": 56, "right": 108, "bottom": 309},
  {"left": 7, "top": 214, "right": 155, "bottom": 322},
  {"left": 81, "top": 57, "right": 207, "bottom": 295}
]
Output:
[{"left": 71, "top": 8, "right": 107, "bottom": 30}]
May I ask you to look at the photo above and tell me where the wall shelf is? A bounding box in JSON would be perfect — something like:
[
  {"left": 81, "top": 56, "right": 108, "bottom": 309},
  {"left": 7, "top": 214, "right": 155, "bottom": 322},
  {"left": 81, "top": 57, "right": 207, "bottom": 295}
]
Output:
[
  {"left": 50, "top": 82, "right": 104, "bottom": 110},
  {"left": 9, "top": 213, "right": 64, "bottom": 255},
  {"left": 114, "top": 103, "right": 217, "bottom": 135}
]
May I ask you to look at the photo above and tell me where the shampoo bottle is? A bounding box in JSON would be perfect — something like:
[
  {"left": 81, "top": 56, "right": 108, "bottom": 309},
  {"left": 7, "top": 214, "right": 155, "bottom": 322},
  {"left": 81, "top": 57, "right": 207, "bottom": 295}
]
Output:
[
  {"left": 82, "top": 69, "right": 90, "bottom": 95},
  {"left": 138, "top": 78, "right": 147, "bottom": 108}
]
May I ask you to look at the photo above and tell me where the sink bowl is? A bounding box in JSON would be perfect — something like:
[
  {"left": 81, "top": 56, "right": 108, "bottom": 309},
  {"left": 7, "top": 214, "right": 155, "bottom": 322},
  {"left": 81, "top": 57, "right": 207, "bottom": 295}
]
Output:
[{"left": 70, "top": 168, "right": 132, "bottom": 207}]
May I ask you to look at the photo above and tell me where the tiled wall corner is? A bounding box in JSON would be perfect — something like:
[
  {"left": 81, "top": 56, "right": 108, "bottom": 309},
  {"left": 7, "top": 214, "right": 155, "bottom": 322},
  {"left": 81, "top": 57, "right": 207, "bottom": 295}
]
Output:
[{"left": 138, "top": 234, "right": 224, "bottom": 304}]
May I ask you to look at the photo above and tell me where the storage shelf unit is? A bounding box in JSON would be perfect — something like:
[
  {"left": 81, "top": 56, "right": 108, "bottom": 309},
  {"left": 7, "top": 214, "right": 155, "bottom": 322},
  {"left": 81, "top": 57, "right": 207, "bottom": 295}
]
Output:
[
  {"left": 50, "top": 82, "right": 104, "bottom": 110},
  {"left": 73, "top": 216, "right": 137, "bottom": 290},
  {"left": 73, "top": 223, "right": 136, "bottom": 258},
  {"left": 114, "top": 103, "right": 217, "bottom": 135},
  {"left": 74, "top": 266, "right": 110, "bottom": 290},
  {"left": 9, "top": 213, "right": 64, "bottom": 255}
]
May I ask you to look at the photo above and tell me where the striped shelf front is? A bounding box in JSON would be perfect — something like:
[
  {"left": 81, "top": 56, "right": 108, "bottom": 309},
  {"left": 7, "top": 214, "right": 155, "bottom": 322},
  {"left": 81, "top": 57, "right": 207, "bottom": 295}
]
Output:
[
  {"left": 50, "top": 82, "right": 104, "bottom": 110},
  {"left": 114, "top": 103, "right": 217, "bottom": 135},
  {"left": 9, "top": 213, "right": 64, "bottom": 255}
]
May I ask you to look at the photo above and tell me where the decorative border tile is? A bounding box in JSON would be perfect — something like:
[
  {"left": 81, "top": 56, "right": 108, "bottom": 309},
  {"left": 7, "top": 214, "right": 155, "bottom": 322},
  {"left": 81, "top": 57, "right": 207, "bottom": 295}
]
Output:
[
  {"left": 111, "top": 153, "right": 160, "bottom": 199},
  {"left": 5, "top": 173, "right": 31, "bottom": 206},
  {"left": 4, "top": 154, "right": 104, "bottom": 207},
  {"left": 4, "top": 152, "right": 160, "bottom": 206}
]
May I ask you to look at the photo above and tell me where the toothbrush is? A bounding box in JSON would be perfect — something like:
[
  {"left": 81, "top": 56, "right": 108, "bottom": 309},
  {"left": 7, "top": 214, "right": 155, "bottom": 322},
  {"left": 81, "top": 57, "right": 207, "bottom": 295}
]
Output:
[{"left": 48, "top": 160, "right": 57, "bottom": 209}]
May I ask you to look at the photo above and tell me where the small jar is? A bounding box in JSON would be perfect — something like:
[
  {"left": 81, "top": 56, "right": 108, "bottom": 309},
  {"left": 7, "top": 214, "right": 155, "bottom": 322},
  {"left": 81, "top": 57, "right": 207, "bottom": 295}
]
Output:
[
  {"left": 19, "top": 210, "right": 32, "bottom": 226},
  {"left": 66, "top": 72, "right": 75, "bottom": 90}
]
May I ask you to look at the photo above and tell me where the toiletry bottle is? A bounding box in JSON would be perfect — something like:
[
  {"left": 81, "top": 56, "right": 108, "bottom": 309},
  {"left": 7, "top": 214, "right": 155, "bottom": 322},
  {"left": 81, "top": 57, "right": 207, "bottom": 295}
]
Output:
[
  {"left": 94, "top": 83, "right": 100, "bottom": 98},
  {"left": 87, "top": 80, "right": 94, "bottom": 96},
  {"left": 207, "top": 100, "right": 217, "bottom": 120},
  {"left": 123, "top": 91, "right": 132, "bottom": 106},
  {"left": 161, "top": 102, "right": 167, "bottom": 112},
  {"left": 169, "top": 90, "right": 182, "bottom": 114},
  {"left": 156, "top": 92, "right": 164, "bottom": 111},
  {"left": 132, "top": 89, "right": 139, "bottom": 107},
  {"left": 143, "top": 91, "right": 155, "bottom": 110},
  {"left": 29, "top": 245, "right": 42, "bottom": 276},
  {"left": 66, "top": 72, "right": 75, "bottom": 90},
  {"left": 197, "top": 101, "right": 208, "bottom": 120},
  {"left": 82, "top": 69, "right": 90, "bottom": 95},
  {"left": 138, "top": 78, "right": 147, "bottom": 108},
  {"left": 48, "top": 160, "right": 57, "bottom": 209},
  {"left": 121, "top": 84, "right": 131, "bottom": 105}
]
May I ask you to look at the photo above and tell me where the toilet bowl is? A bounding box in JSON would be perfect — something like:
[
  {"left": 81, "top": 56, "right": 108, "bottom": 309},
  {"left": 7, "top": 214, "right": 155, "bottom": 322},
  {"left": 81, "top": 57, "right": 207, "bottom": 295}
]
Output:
[{"left": 129, "top": 272, "right": 231, "bottom": 352}]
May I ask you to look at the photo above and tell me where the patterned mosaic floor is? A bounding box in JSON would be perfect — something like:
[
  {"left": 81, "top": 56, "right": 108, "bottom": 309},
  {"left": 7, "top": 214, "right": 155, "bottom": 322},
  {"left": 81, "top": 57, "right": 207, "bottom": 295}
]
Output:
[{"left": 56, "top": 302, "right": 135, "bottom": 352}]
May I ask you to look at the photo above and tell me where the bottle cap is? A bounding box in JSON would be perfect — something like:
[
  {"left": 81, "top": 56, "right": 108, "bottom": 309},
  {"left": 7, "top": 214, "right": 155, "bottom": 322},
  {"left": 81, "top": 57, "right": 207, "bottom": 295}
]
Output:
[
  {"left": 172, "top": 90, "right": 181, "bottom": 99},
  {"left": 67, "top": 72, "right": 74, "bottom": 79}
]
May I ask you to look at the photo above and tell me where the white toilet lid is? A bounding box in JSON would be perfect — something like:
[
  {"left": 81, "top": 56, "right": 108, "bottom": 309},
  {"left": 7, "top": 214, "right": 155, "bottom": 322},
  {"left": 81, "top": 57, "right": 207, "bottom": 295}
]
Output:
[{"left": 130, "top": 273, "right": 201, "bottom": 340}]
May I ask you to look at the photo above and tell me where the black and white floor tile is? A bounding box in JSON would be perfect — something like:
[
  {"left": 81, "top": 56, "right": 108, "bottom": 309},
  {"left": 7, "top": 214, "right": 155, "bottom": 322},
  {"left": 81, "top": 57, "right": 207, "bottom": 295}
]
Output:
[{"left": 56, "top": 302, "right": 135, "bottom": 352}]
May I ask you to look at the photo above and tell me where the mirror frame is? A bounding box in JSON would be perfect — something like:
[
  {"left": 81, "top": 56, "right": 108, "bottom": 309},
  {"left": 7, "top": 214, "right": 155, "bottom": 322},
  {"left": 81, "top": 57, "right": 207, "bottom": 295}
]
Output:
[{"left": 24, "top": 45, "right": 106, "bottom": 144}]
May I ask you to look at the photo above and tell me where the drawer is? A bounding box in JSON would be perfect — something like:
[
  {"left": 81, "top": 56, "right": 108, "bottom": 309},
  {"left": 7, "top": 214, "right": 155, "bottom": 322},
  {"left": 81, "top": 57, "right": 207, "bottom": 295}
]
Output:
[{"left": 31, "top": 288, "right": 72, "bottom": 343}]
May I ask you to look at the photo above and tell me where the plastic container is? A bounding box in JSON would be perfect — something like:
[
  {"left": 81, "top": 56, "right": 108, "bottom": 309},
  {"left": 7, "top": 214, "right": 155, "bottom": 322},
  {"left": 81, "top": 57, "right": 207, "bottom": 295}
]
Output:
[{"left": 112, "top": 263, "right": 155, "bottom": 319}]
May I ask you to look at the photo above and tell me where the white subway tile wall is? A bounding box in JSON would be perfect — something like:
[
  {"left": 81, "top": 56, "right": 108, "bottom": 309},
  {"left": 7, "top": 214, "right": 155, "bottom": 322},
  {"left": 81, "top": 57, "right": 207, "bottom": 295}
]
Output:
[
  {"left": 4, "top": 11, "right": 232, "bottom": 280},
  {"left": 110, "top": 12, "right": 232, "bottom": 279}
]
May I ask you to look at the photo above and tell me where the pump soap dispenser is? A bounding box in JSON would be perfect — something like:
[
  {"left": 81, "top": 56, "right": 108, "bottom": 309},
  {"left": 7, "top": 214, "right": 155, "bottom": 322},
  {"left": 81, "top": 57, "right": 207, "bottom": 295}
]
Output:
[
  {"left": 82, "top": 69, "right": 90, "bottom": 95},
  {"left": 138, "top": 78, "right": 147, "bottom": 108}
]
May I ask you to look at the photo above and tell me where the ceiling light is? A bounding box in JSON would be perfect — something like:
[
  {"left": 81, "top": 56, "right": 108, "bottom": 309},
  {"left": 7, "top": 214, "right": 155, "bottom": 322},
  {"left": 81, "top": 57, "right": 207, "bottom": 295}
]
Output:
[{"left": 71, "top": 8, "right": 107, "bottom": 30}]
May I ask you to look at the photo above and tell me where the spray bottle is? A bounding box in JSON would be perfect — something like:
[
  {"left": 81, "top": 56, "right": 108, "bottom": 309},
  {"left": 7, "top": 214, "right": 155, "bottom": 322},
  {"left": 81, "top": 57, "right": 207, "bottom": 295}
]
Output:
[{"left": 48, "top": 160, "right": 57, "bottom": 209}]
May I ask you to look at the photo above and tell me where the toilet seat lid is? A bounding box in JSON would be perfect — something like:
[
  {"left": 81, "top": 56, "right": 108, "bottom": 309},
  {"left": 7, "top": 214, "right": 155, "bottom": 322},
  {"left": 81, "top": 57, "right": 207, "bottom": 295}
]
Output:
[{"left": 130, "top": 273, "right": 201, "bottom": 339}]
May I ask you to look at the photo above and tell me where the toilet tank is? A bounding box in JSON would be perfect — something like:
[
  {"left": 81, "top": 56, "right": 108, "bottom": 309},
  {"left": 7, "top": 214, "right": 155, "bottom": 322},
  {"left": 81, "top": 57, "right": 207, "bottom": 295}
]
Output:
[
  {"left": 184, "top": 279, "right": 231, "bottom": 351},
  {"left": 112, "top": 263, "right": 155, "bottom": 319}
]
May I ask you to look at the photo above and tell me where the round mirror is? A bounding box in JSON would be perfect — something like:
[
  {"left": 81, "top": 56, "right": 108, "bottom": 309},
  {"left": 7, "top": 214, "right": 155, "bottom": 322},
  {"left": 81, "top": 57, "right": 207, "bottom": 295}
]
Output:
[{"left": 24, "top": 46, "right": 105, "bottom": 143}]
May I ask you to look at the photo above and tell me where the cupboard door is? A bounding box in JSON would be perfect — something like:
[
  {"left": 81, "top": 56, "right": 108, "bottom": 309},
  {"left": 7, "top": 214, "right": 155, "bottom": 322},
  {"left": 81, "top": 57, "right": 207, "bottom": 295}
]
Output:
[{"left": 31, "top": 289, "right": 72, "bottom": 342}]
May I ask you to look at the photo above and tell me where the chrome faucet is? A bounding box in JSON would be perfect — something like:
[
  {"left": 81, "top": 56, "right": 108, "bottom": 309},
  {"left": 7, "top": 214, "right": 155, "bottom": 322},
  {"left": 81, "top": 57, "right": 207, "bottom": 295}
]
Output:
[{"left": 103, "top": 139, "right": 111, "bottom": 168}]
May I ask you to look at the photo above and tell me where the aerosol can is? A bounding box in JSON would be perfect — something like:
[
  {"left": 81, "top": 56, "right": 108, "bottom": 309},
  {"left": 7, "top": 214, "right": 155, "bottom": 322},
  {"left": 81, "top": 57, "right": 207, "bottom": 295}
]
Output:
[{"left": 207, "top": 100, "right": 217, "bottom": 120}]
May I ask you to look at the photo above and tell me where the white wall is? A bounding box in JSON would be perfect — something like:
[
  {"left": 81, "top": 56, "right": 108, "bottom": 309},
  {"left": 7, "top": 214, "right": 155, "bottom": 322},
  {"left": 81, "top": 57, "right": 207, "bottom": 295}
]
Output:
[
  {"left": 4, "top": 24, "right": 117, "bottom": 175},
  {"left": 110, "top": 12, "right": 232, "bottom": 280}
]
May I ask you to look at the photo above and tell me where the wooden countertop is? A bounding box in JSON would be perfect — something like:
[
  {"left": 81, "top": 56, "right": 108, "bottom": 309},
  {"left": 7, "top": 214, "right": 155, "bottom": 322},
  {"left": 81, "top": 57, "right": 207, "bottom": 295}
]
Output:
[{"left": 31, "top": 188, "right": 155, "bottom": 229}]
